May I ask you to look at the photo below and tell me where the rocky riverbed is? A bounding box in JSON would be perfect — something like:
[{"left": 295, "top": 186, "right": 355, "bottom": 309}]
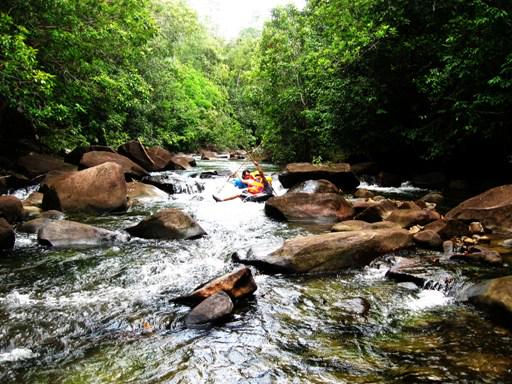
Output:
[{"left": 1, "top": 142, "right": 512, "bottom": 383}]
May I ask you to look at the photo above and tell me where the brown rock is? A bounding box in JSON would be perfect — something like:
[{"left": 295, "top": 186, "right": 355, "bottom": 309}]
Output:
[
  {"left": 278, "top": 163, "right": 359, "bottom": 191},
  {"left": 464, "top": 275, "right": 512, "bottom": 323},
  {"left": 424, "top": 218, "right": 470, "bottom": 240},
  {"left": 353, "top": 189, "right": 375, "bottom": 198},
  {"left": 354, "top": 199, "right": 398, "bottom": 223},
  {"left": 398, "top": 201, "right": 422, "bottom": 210},
  {"left": 185, "top": 291, "right": 234, "bottom": 326},
  {"left": 18, "top": 217, "right": 54, "bottom": 234},
  {"left": 80, "top": 151, "right": 148, "bottom": 179},
  {"left": 117, "top": 140, "right": 157, "bottom": 171},
  {"left": 200, "top": 149, "right": 218, "bottom": 160},
  {"left": 446, "top": 185, "right": 512, "bottom": 233},
  {"left": 0, "top": 218, "right": 15, "bottom": 249},
  {"left": 65, "top": 145, "right": 116, "bottom": 165},
  {"left": 413, "top": 230, "right": 443, "bottom": 249},
  {"left": 127, "top": 181, "right": 168, "bottom": 201},
  {"left": 385, "top": 209, "right": 441, "bottom": 228},
  {"left": 125, "top": 208, "right": 206, "bottom": 240},
  {"left": 419, "top": 191, "right": 444, "bottom": 204},
  {"left": 41, "top": 162, "right": 128, "bottom": 213},
  {"left": 38, "top": 220, "right": 129, "bottom": 247},
  {"left": 175, "top": 267, "right": 257, "bottom": 305},
  {"left": 331, "top": 220, "right": 399, "bottom": 232},
  {"left": 0, "top": 195, "right": 24, "bottom": 223},
  {"left": 469, "top": 222, "right": 485, "bottom": 234},
  {"left": 234, "top": 228, "right": 413, "bottom": 274},
  {"left": 265, "top": 193, "right": 354, "bottom": 223},
  {"left": 22, "top": 192, "right": 43, "bottom": 207},
  {"left": 17, "top": 152, "right": 76, "bottom": 178}
]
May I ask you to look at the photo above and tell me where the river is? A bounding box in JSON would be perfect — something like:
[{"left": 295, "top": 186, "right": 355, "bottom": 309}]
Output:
[{"left": 1, "top": 160, "right": 511, "bottom": 383}]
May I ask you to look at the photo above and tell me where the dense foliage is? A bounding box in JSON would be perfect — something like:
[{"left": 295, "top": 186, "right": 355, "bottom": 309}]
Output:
[
  {"left": 252, "top": 0, "right": 512, "bottom": 166},
  {"left": 0, "top": 0, "right": 250, "bottom": 152},
  {"left": 1, "top": 0, "right": 511, "bottom": 167}
]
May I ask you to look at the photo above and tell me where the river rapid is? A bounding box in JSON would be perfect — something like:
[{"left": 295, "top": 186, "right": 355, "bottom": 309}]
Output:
[{"left": 1, "top": 160, "right": 511, "bottom": 383}]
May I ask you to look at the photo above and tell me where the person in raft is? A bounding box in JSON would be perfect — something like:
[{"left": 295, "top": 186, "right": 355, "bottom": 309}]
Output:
[{"left": 213, "top": 162, "right": 272, "bottom": 202}]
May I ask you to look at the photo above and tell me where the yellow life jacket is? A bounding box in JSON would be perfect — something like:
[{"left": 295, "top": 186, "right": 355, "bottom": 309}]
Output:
[
  {"left": 250, "top": 171, "right": 272, "bottom": 185},
  {"left": 247, "top": 178, "right": 265, "bottom": 194}
]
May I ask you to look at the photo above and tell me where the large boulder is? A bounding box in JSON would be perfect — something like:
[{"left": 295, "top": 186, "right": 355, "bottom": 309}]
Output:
[
  {"left": 80, "top": 151, "right": 148, "bottom": 179},
  {"left": 0, "top": 218, "right": 15, "bottom": 250},
  {"left": 265, "top": 193, "right": 354, "bottom": 223},
  {"left": 446, "top": 185, "right": 512, "bottom": 233},
  {"left": 65, "top": 145, "right": 116, "bottom": 165},
  {"left": 200, "top": 149, "right": 218, "bottom": 160},
  {"left": 464, "top": 275, "right": 512, "bottom": 323},
  {"left": 288, "top": 179, "right": 340, "bottom": 194},
  {"left": 37, "top": 220, "right": 129, "bottom": 247},
  {"left": 174, "top": 267, "right": 257, "bottom": 305},
  {"left": 127, "top": 181, "right": 168, "bottom": 202},
  {"left": 0, "top": 195, "right": 24, "bottom": 223},
  {"left": 16, "top": 152, "right": 76, "bottom": 178},
  {"left": 385, "top": 209, "right": 441, "bottom": 228},
  {"left": 117, "top": 140, "right": 157, "bottom": 171},
  {"left": 279, "top": 163, "right": 359, "bottom": 191},
  {"left": 41, "top": 162, "right": 128, "bottom": 213},
  {"left": 234, "top": 228, "right": 413, "bottom": 274},
  {"left": 146, "top": 147, "right": 195, "bottom": 170},
  {"left": 185, "top": 291, "right": 234, "bottom": 326},
  {"left": 125, "top": 208, "right": 206, "bottom": 240}
]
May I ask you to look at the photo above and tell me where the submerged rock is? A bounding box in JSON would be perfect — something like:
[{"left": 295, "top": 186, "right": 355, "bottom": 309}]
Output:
[
  {"left": 385, "top": 256, "right": 454, "bottom": 290},
  {"left": 37, "top": 220, "right": 129, "bottom": 247},
  {"left": 41, "top": 162, "right": 128, "bottom": 213},
  {"left": 334, "top": 297, "right": 371, "bottom": 316},
  {"left": 279, "top": 163, "right": 359, "bottom": 191},
  {"left": 125, "top": 208, "right": 206, "bottom": 240},
  {"left": 175, "top": 267, "right": 257, "bottom": 305},
  {"left": 234, "top": 228, "right": 413, "bottom": 274},
  {"left": 446, "top": 185, "right": 512, "bottom": 234},
  {"left": 464, "top": 275, "right": 512, "bottom": 325},
  {"left": 185, "top": 291, "right": 234, "bottom": 326},
  {"left": 0, "top": 218, "right": 15, "bottom": 250},
  {"left": 265, "top": 193, "right": 354, "bottom": 223}
]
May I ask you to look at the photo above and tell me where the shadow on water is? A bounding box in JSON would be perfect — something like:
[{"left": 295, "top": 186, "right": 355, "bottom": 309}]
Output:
[{"left": 1, "top": 160, "right": 512, "bottom": 383}]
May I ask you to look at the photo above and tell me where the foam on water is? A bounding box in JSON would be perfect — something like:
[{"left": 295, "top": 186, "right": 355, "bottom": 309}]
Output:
[{"left": 0, "top": 348, "right": 38, "bottom": 363}]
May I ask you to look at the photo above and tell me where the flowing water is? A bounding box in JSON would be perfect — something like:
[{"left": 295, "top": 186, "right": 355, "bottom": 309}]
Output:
[{"left": 1, "top": 160, "right": 511, "bottom": 383}]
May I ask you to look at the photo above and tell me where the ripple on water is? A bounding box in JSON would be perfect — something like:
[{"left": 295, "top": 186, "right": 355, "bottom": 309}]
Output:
[{"left": 1, "top": 160, "right": 512, "bottom": 383}]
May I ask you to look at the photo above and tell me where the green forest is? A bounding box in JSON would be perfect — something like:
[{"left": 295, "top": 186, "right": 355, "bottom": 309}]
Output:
[{"left": 1, "top": 0, "right": 511, "bottom": 170}]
